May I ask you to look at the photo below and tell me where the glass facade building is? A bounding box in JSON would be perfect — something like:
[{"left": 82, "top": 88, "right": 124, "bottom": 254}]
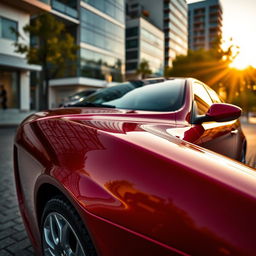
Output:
[
  {"left": 125, "top": 17, "right": 164, "bottom": 79},
  {"left": 80, "top": 8, "right": 124, "bottom": 55},
  {"left": 82, "top": 0, "right": 124, "bottom": 23},
  {"left": 45, "top": 0, "right": 125, "bottom": 107},
  {"left": 126, "top": 0, "right": 188, "bottom": 67},
  {"left": 79, "top": 2, "right": 125, "bottom": 82}
]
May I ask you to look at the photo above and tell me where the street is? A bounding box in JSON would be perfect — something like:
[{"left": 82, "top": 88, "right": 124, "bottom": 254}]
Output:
[{"left": 0, "top": 124, "right": 255, "bottom": 255}]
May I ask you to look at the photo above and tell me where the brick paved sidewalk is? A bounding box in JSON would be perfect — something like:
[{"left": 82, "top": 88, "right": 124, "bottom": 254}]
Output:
[{"left": 0, "top": 128, "right": 35, "bottom": 256}]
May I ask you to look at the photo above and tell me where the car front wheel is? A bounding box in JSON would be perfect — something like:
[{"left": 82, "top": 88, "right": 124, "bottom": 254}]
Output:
[{"left": 41, "top": 195, "right": 97, "bottom": 256}]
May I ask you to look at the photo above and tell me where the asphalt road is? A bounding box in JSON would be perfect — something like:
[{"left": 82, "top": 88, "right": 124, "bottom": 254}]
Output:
[{"left": 0, "top": 123, "right": 255, "bottom": 255}]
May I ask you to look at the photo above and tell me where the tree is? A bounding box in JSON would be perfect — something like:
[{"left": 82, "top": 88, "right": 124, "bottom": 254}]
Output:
[
  {"left": 14, "top": 13, "right": 78, "bottom": 109},
  {"left": 136, "top": 59, "right": 152, "bottom": 79},
  {"left": 166, "top": 38, "right": 238, "bottom": 89}
]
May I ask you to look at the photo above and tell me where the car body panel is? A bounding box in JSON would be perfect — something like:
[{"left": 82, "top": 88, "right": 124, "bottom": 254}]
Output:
[
  {"left": 14, "top": 78, "right": 250, "bottom": 255},
  {"left": 15, "top": 113, "right": 255, "bottom": 256}
]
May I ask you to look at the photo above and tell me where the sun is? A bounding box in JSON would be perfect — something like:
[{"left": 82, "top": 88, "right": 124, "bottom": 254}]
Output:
[
  {"left": 229, "top": 53, "right": 250, "bottom": 70},
  {"left": 229, "top": 48, "right": 256, "bottom": 70}
]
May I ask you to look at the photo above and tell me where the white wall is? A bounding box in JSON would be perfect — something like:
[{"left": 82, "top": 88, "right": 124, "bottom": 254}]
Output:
[
  {"left": 0, "top": 3, "right": 29, "bottom": 57},
  {"left": 20, "top": 71, "right": 30, "bottom": 111}
]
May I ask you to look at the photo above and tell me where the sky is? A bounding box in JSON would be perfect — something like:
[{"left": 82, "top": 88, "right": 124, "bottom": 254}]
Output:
[{"left": 187, "top": 0, "right": 256, "bottom": 68}]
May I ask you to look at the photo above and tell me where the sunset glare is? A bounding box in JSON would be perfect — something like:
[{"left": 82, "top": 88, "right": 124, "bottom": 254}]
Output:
[
  {"left": 188, "top": 0, "right": 256, "bottom": 70},
  {"left": 229, "top": 51, "right": 255, "bottom": 70}
]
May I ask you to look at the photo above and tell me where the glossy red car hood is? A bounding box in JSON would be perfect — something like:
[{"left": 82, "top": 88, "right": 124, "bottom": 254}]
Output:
[
  {"left": 23, "top": 107, "right": 178, "bottom": 127},
  {"left": 20, "top": 107, "right": 214, "bottom": 146}
]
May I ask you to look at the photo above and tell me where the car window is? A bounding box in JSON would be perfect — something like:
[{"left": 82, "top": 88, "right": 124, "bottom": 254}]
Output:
[
  {"left": 75, "top": 79, "right": 185, "bottom": 112},
  {"left": 204, "top": 85, "right": 222, "bottom": 103},
  {"left": 193, "top": 82, "right": 213, "bottom": 115}
]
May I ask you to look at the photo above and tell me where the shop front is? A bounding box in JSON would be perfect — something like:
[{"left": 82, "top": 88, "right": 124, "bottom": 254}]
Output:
[{"left": 0, "top": 53, "right": 41, "bottom": 111}]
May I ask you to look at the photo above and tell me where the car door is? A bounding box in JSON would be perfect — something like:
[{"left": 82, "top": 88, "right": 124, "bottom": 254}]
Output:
[{"left": 192, "top": 81, "right": 239, "bottom": 159}]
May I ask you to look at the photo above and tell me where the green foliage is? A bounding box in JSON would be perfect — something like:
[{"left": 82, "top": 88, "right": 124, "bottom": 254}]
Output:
[
  {"left": 167, "top": 49, "right": 229, "bottom": 87},
  {"left": 14, "top": 13, "right": 78, "bottom": 78},
  {"left": 166, "top": 38, "right": 238, "bottom": 88},
  {"left": 231, "top": 89, "right": 256, "bottom": 112},
  {"left": 136, "top": 59, "right": 152, "bottom": 79},
  {"left": 14, "top": 13, "right": 78, "bottom": 109}
]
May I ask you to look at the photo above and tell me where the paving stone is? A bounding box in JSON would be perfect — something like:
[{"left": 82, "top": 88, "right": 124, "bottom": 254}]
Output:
[
  {"left": 0, "top": 222, "right": 16, "bottom": 231},
  {"left": 0, "top": 128, "right": 35, "bottom": 255},
  {"left": 11, "top": 231, "right": 28, "bottom": 242},
  {"left": 0, "top": 249, "right": 12, "bottom": 256},
  {"left": 0, "top": 229, "right": 16, "bottom": 240},
  {"left": 0, "top": 238, "right": 15, "bottom": 250},
  {"left": 6, "top": 239, "right": 31, "bottom": 253}
]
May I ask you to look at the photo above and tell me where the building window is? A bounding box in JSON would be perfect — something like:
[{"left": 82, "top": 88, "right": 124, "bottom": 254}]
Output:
[
  {"left": 80, "top": 48, "right": 123, "bottom": 81},
  {"left": 81, "top": 8, "right": 124, "bottom": 55},
  {"left": 126, "top": 62, "right": 137, "bottom": 71},
  {"left": 126, "top": 27, "right": 138, "bottom": 37},
  {"left": 126, "top": 39, "right": 138, "bottom": 48},
  {"left": 82, "top": 0, "right": 125, "bottom": 23},
  {"left": 0, "top": 17, "right": 18, "bottom": 41},
  {"left": 126, "top": 50, "right": 138, "bottom": 60}
]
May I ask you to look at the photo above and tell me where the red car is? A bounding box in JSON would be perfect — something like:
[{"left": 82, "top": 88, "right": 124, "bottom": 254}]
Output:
[{"left": 14, "top": 78, "right": 254, "bottom": 256}]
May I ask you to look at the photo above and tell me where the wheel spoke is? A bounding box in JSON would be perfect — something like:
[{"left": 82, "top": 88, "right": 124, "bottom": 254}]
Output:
[
  {"left": 43, "top": 228, "right": 56, "bottom": 250},
  {"left": 43, "top": 212, "right": 87, "bottom": 256},
  {"left": 60, "top": 224, "right": 69, "bottom": 247},
  {"left": 45, "top": 248, "right": 56, "bottom": 256},
  {"left": 66, "top": 247, "right": 75, "bottom": 256},
  {"left": 49, "top": 215, "right": 59, "bottom": 245}
]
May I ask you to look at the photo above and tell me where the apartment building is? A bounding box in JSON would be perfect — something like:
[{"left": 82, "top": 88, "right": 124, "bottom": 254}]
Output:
[
  {"left": 188, "top": 0, "right": 223, "bottom": 50},
  {"left": 125, "top": 5, "right": 164, "bottom": 79},
  {"left": 126, "top": 0, "right": 188, "bottom": 69},
  {"left": 0, "top": 0, "right": 49, "bottom": 111},
  {"left": 0, "top": 0, "right": 125, "bottom": 110},
  {"left": 164, "top": 0, "right": 188, "bottom": 66}
]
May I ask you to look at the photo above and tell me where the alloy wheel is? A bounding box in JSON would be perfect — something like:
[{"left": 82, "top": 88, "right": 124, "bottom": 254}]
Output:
[{"left": 43, "top": 212, "right": 86, "bottom": 256}]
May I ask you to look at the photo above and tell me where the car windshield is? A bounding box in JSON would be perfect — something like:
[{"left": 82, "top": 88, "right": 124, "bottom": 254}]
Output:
[{"left": 73, "top": 79, "right": 185, "bottom": 112}]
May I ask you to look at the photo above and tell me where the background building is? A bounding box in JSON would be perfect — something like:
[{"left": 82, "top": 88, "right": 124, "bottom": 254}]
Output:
[
  {"left": 0, "top": 0, "right": 125, "bottom": 110},
  {"left": 125, "top": 9, "right": 164, "bottom": 79},
  {"left": 0, "top": 0, "right": 48, "bottom": 111},
  {"left": 188, "top": 0, "right": 223, "bottom": 50},
  {"left": 164, "top": 0, "right": 188, "bottom": 66},
  {"left": 126, "top": 0, "right": 188, "bottom": 69},
  {"left": 49, "top": 0, "right": 125, "bottom": 108}
]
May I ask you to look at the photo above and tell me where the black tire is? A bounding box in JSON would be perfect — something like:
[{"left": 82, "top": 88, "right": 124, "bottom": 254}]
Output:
[{"left": 41, "top": 195, "right": 97, "bottom": 256}]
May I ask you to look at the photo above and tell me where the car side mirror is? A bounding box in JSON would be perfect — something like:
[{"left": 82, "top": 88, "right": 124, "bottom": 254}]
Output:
[{"left": 194, "top": 103, "right": 242, "bottom": 124}]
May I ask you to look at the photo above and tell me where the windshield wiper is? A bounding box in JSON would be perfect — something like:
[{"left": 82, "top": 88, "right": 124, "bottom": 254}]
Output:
[{"left": 67, "top": 101, "right": 116, "bottom": 108}]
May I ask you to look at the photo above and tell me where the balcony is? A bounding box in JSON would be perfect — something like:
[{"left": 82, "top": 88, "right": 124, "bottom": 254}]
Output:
[
  {"left": 52, "top": 0, "right": 78, "bottom": 19},
  {"left": 194, "top": 19, "right": 204, "bottom": 25},
  {"left": 0, "top": 0, "right": 51, "bottom": 13},
  {"left": 194, "top": 34, "right": 205, "bottom": 39},
  {"left": 193, "top": 25, "right": 204, "bottom": 32},
  {"left": 194, "top": 8, "right": 205, "bottom": 18},
  {"left": 209, "top": 7, "right": 222, "bottom": 16}
]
